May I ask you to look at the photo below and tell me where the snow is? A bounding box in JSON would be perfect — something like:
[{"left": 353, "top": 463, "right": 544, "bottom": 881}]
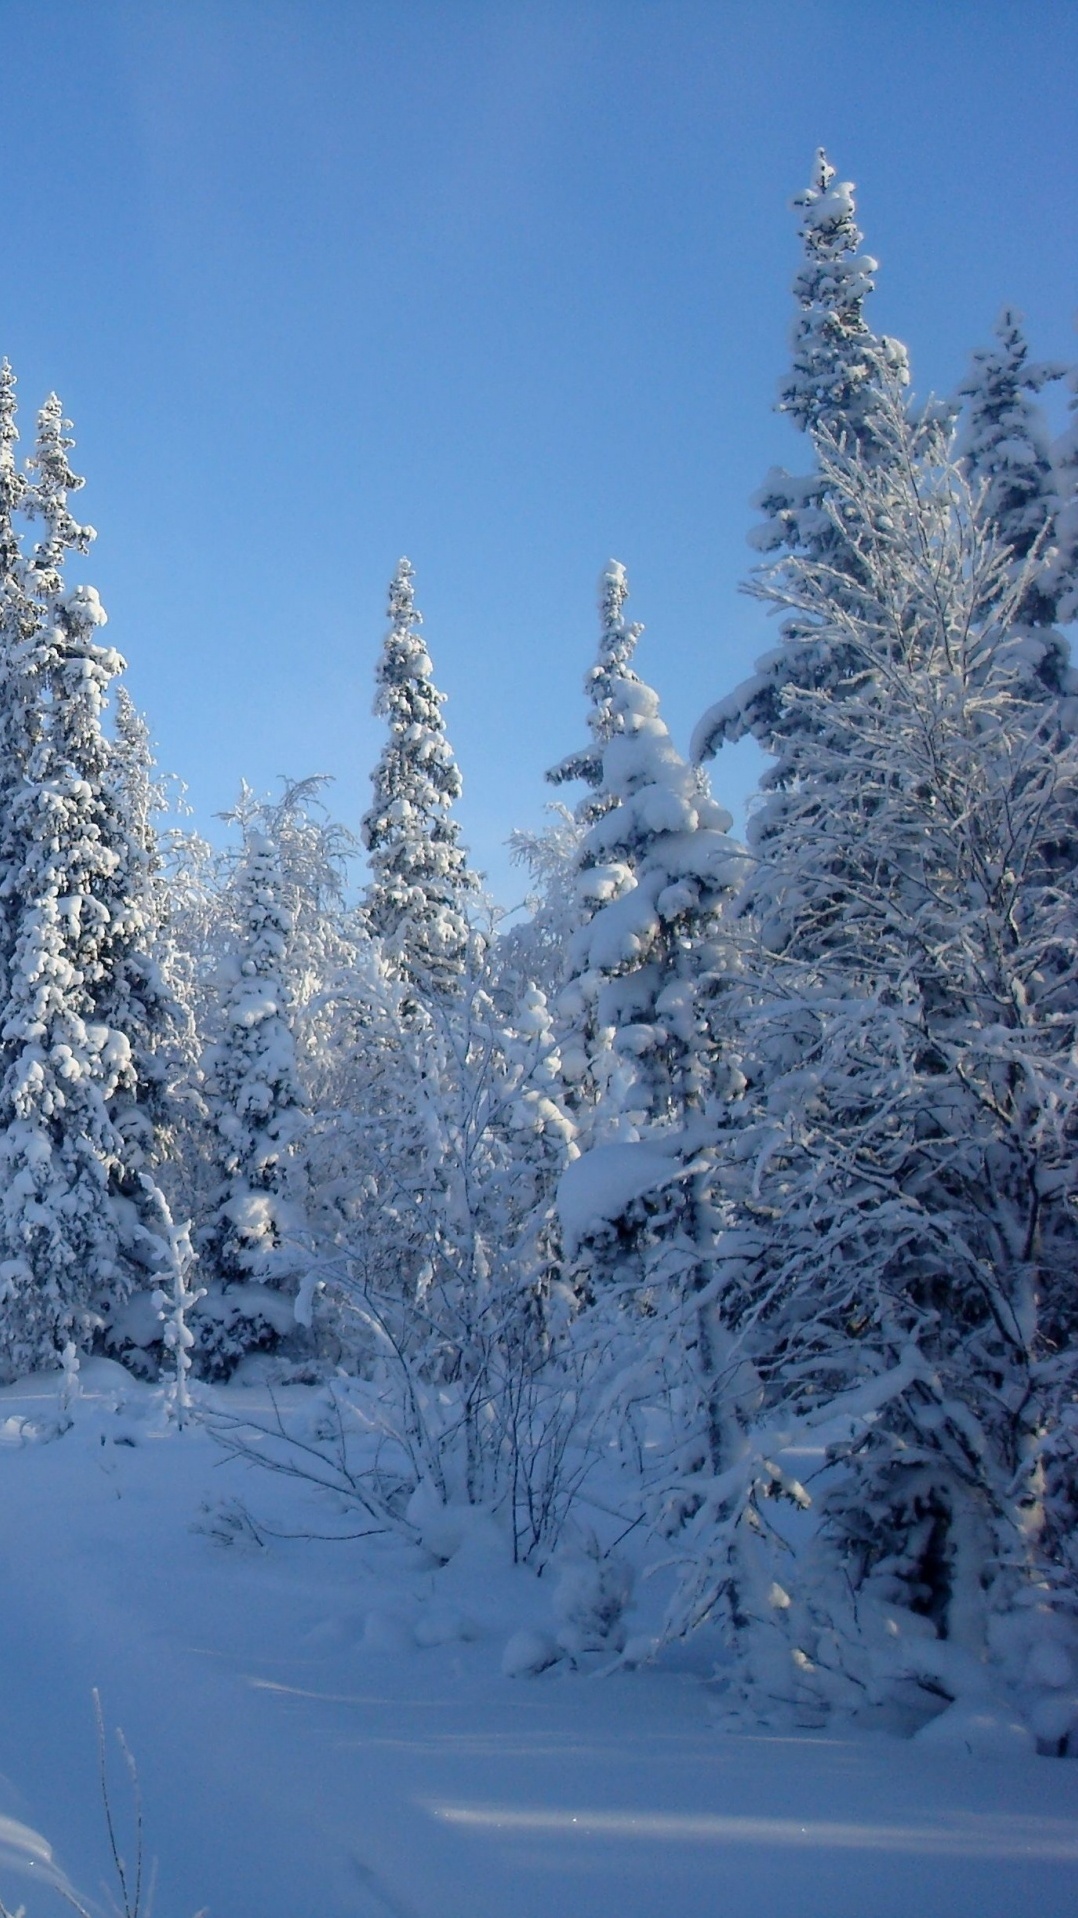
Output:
[
  {"left": 1, "top": 1365, "right": 1076, "bottom": 1918},
  {"left": 557, "top": 1140, "right": 687, "bottom": 1253}
]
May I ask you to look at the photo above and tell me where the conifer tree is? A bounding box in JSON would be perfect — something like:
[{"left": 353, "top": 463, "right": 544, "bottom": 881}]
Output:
[
  {"left": 99, "top": 688, "right": 192, "bottom": 1194},
  {"left": 666, "top": 386, "right": 1078, "bottom": 1740},
  {"left": 0, "top": 360, "right": 33, "bottom": 1022},
  {"left": 1048, "top": 358, "right": 1078, "bottom": 628},
  {"left": 546, "top": 560, "right": 643, "bottom": 826},
  {"left": 560, "top": 673, "right": 742, "bottom": 1149},
  {"left": 546, "top": 564, "right": 648, "bottom": 1114},
  {"left": 556, "top": 644, "right": 746, "bottom": 1566},
  {"left": 696, "top": 151, "right": 908, "bottom": 781},
  {"left": 0, "top": 396, "right": 171, "bottom": 1374},
  {"left": 751, "top": 148, "right": 907, "bottom": 564},
  {"left": 567, "top": 678, "right": 744, "bottom": 1143},
  {"left": 200, "top": 827, "right": 306, "bottom": 1296},
  {"left": 956, "top": 307, "right": 1066, "bottom": 651},
  {"left": 362, "top": 559, "right": 478, "bottom": 998}
]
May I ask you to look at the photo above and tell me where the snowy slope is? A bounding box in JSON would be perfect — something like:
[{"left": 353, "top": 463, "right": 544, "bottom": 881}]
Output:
[{"left": 1, "top": 1363, "right": 1076, "bottom": 1918}]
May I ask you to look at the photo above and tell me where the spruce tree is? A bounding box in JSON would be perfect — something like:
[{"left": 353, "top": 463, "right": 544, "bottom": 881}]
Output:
[
  {"left": 555, "top": 635, "right": 747, "bottom": 1600},
  {"left": 668, "top": 385, "right": 1078, "bottom": 1740},
  {"left": 546, "top": 560, "right": 643, "bottom": 825},
  {"left": 200, "top": 827, "right": 306, "bottom": 1297},
  {"left": 560, "top": 671, "right": 742, "bottom": 1151},
  {"left": 546, "top": 564, "right": 648, "bottom": 1113},
  {"left": 0, "top": 395, "right": 171, "bottom": 1374},
  {"left": 0, "top": 360, "right": 33, "bottom": 1024},
  {"left": 956, "top": 306, "right": 1066, "bottom": 650},
  {"left": 696, "top": 150, "right": 908, "bottom": 781},
  {"left": 1048, "top": 358, "right": 1078, "bottom": 628},
  {"left": 99, "top": 688, "right": 191, "bottom": 1196},
  {"left": 750, "top": 148, "right": 907, "bottom": 564},
  {"left": 362, "top": 559, "right": 478, "bottom": 998}
]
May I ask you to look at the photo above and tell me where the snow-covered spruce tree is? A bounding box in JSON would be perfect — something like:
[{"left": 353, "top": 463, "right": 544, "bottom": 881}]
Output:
[
  {"left": 760, "top": 147, "right": 908, "bottom": 526},
  {"left": 695, "top": 151, "right": 909, "bottom": 802},
  {"left": 198, "top": 826, "right": 308, "bottom": 1373},
  {"left": 1048, "top": 356, "right": 1078, "bottom": 629},
  {"left": 667, "top": 382, "right": 1078, "bottom": 1746},
  {"left": 0, "top": 361, "right": 34, "bottom": 1022},
  {"left": 956, "top": 307, "right": 1067, "bottom": 658},
  {"left": 554, "top": 654, "right": 747, "bottom": 1582},
  {"left": 362, "top": 559, "right": 478, "bottom": 998},
  {"left": 546, "top": 560, "right": 643, "bottom": 826},
  {"left": 560, "top": 670, "right": 744, "bottom": 1158},
  {"left": 240, "top": 775, "right": 365, "bottom": 1353},
  {"left": 496, "top": 566, "right": 644, "bottom": 1005},
  {"left": 545, "top": 564, "right": 651, "bottom": 1122},
  {"left": 154, "top": 775, "right": 351, "bottom": 1274},
  {"left": 99, "top": 690, "right": 193, "bottom": 1195},
  {"left": 0, "top": 396, "right": 174, "bottom": 1375}
]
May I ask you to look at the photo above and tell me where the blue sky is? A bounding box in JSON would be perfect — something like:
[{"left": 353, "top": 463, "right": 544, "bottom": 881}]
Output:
[{"left": 2, "top": 2, "right": 1075, "bottom": 903}]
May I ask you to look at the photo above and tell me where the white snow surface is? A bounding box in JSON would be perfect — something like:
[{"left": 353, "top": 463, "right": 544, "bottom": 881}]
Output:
[
  {"left": 557, "top": 1141, "right": 687, "bottom": 1253},
  {"left": 0, "top": 1360, "right": 1076, "bottom": 1918}
]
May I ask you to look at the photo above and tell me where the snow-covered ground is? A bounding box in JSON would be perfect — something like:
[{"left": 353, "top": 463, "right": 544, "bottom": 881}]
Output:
[{"left": 1, "top": 1362, "right": 1076, "bottom": 1918}]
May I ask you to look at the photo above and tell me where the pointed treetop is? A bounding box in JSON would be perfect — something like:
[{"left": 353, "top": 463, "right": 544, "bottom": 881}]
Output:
[
  {"left": 35, "top": 392, "right": 86, "bottom": 496},
  {"left": 959, "top": 305, "right": 1067, "bottom": 414},
  {"left": 26, "top": 392, "right": 94, "bottom": 596},
  {"left": 388, "top": 553, "right": 416, "bottom": 623},
  {"left": 1049, "top": 354, "right": 1078, "bottom": 627},
  {"left": 0, "top": 360, "right": 18, "bottom": 470},
  {"left": 780, "top": 147, "right": 906, "bottom": 442},
  {"left": 547, "top": 560, "right": 643, "bottom": 810},
  {"left": 372, "top": 555, "right": 441, "bottom": 717},
  {"left": 585, "top": 560, "right": 644, "bottom": 748},
  {"left": 0, "top": 361, "right": 25, "bottom": 579},
  {"left": 956, "top": 306, "right": 1066, "bottom": 620},
  {"left": 792, "top": 148, "right": 861, "bottom": 249},
  {"left": 362, "top": 556, "right": 478, "bottom": 996}
]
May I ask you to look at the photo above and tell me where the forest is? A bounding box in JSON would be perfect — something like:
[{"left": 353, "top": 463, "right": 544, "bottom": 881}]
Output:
[{"left": 1, "top": 147, "right": 1077, "bottom": 1764}]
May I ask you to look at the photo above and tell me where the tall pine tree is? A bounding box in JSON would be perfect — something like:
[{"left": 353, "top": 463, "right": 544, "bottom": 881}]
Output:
[
  {"left": 0, "top": 395, "right": 173, "bottom": 1375},
  {"left": 546, "top": 560, "right": 643, "bottom": 826},
  {"left": 695, "top": 150, "right": 909, "bottom": 789},
  {"left": 1050, "top": 356, "right": 1078, "bottom": 629},
  {"left": 362, "top": 559, "right": 478, "bottom": 998},
  {"left": 200, "top": 826, "right": 307, "bottom": 1296},
  {"left": 956, "top": 306, "right": 1067, "bottom": 657},
  {"left": 666, "top": 385, "right": 1078, "bottom": 1741}
]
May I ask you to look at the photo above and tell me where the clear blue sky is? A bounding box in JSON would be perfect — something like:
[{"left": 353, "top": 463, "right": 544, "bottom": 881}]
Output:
[{"left": 2, "top": 2, "right": 1075, "bottom": 903}]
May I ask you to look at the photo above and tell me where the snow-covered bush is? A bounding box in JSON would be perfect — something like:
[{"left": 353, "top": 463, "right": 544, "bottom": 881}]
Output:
[{"left": 299, "top": 934, "right": 588, "bottom": 1561}]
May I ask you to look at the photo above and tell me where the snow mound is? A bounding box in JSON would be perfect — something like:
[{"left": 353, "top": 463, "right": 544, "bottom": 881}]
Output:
[
  {"left": 557, "top": 1141, "right": 688, "bottom": 1254},
  {"left": 914, "top": 1702, "right": 1036, "bottom": 1759},
  {"left": 502, "top": 1628, "right": 560, "bottom": 1677}
]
